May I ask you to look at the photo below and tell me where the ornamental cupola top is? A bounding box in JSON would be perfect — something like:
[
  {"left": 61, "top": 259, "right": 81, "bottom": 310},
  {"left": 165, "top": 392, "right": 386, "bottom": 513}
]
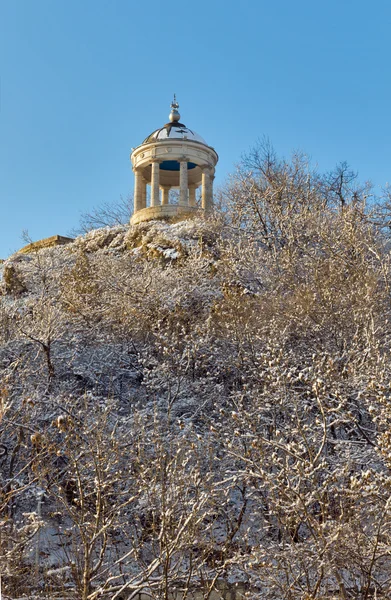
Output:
[{"left": 142, "top": 96, "right": 208, "bottom": 145}]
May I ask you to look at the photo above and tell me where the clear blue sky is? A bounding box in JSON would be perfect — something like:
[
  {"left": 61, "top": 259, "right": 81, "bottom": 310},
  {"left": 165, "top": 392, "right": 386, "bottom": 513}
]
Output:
[{"left": 1, "top": 0, "right": 390, "bottom": 258}]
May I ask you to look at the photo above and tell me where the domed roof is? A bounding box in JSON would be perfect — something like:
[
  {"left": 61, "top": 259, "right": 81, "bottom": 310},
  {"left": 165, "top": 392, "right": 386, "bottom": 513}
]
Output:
[
  {"left": 142, "top": 96, "right": 208, "bottom": 146},
  {"left": 143, "top": 123, "right": 207, "bottom": 145}
]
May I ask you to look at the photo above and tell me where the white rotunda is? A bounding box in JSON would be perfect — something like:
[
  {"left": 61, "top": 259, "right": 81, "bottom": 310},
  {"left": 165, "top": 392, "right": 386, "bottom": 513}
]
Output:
[{"left": 130, "top": 97, "right": 218, "bottom": 225}]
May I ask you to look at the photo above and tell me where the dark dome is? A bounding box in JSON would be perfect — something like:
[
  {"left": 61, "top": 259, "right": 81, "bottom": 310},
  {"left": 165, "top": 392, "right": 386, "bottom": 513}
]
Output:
[{"left": 143, "top": 122, "right": 207, "bottom": 145}]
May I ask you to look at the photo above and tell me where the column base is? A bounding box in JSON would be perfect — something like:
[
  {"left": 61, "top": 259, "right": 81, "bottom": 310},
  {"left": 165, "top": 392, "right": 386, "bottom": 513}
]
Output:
[{"left": 131, "top": 205, "right": 203, "bottom": 226}]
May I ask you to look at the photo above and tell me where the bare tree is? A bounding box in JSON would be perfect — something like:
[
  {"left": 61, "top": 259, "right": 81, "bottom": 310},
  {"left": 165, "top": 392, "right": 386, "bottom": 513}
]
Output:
[{"left": 71, "top": 194, "right": 134, "bottom": 235}]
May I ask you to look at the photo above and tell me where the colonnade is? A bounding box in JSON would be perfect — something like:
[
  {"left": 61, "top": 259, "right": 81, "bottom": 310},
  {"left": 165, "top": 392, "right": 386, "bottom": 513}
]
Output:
[{"left": 133, "top": 160, "right": 214, "bottom": 214}]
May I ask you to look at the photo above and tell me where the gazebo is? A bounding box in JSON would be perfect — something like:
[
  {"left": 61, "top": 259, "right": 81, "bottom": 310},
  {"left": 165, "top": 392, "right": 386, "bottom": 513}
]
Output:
[{"left": 130, "top": 97, "right": 218, "bottom": 225}]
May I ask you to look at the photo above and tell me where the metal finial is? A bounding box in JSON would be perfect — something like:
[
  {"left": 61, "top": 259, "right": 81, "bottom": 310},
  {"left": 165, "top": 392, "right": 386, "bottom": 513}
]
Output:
[{"left": 169, "top": 94, "right": 180, "bottom": 123}]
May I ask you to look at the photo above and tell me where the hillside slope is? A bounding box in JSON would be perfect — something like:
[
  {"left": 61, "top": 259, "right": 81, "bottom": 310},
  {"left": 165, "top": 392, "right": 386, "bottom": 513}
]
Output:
[{"left": 1, "top": 211, "right": 391, "bottom": 599}]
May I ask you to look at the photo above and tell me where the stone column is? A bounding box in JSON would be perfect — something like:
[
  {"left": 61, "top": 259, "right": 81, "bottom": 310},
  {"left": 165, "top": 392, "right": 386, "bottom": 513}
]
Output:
[
  {"left": 210, "top": 171, "right": 215, "bottom": 210},
  {"left": 179, "top": 160, "right": 188, "bottom": 206},
  {"left": 189, "top": 185, "right": 197, "bottom": 207},
  {"left": 161, "top": 186, "right": 170, "bottom": 205},
  {"left": 151, "top": 161, "right": 160, "bottom": 207},
  {"left": 201, "top": 166, "right": 213, "bottom": 212},
  {"left": 133, "top": 168, "right": 144, "bottom": 213},
  {"left": 141, "top": 177, "right": 147, "bottom": 209}
]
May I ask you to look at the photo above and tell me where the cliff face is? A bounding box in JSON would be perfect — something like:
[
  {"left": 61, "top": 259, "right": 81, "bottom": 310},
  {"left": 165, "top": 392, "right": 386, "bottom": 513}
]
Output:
[{"left": 1, "top": 214, "right": 391, "bottom": 599}]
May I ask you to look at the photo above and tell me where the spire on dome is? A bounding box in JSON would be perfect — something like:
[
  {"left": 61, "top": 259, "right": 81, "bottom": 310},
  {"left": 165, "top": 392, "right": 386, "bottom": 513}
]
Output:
[{"left": 169, "top": 94, "right": 181, "bottom": 123}]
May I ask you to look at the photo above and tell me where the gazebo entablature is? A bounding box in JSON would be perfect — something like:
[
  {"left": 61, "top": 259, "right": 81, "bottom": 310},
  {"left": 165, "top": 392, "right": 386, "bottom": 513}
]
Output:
[{"left": 130, "top": 97, "right": 218, "bottom": 226}]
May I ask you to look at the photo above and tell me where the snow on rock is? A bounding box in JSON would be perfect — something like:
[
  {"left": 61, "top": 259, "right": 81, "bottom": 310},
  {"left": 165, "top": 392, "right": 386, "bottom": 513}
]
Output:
[{"left": 73, "top": 225, "right": 128, "bottom": 253}]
